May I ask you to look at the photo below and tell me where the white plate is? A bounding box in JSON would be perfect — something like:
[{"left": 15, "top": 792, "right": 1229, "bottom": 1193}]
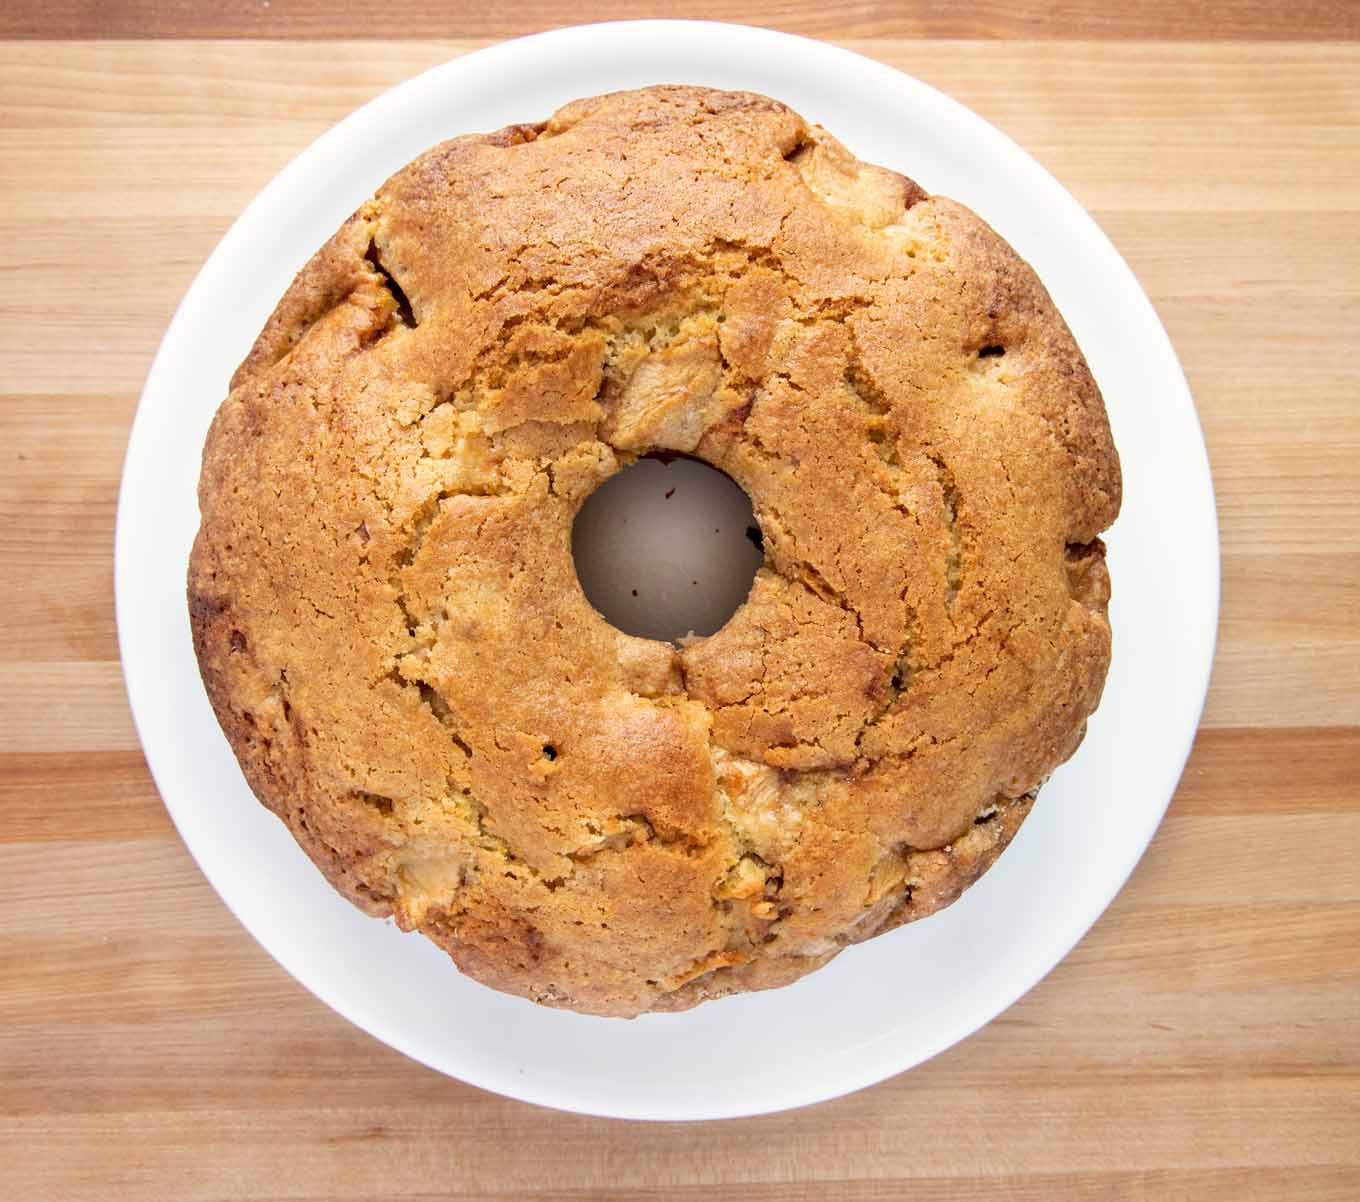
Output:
[{"left": 116, "top": 21, "right": 1218, "bottom": 1120}]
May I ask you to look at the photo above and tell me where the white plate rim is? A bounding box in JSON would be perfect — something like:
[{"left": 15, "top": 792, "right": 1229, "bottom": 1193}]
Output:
[{"left": 116, "top": 20, "right": 1220, "bottom": 1121}]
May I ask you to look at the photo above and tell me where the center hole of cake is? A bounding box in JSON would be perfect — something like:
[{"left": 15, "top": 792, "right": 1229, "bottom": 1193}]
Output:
[{"left": 572, "top": 455, "right": 764, "bottom": 644}]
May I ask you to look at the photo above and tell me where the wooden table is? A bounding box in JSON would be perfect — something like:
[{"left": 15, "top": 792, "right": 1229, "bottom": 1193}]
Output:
[{"left": 3, "top": 4, "right": 1357, "bottom": 1198}]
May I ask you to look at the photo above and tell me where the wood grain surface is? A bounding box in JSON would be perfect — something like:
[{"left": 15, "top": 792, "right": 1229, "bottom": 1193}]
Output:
[
  {"left": 6, "top": 1, "right": 1360, "bottom": 41},
  {"left": 2, "top": 7, "right": 1358, "bottom": 1200}
]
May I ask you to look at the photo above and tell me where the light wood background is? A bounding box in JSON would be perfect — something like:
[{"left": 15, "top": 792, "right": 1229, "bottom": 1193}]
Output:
[{"left": 2, "top": 4, "right": 1358, "bottom": 1199}]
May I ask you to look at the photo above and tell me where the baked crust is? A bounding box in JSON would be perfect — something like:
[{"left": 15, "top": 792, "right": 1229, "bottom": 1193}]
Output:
[{"left": 189, "top": 87, "right": 1120, "bottom": 1016}]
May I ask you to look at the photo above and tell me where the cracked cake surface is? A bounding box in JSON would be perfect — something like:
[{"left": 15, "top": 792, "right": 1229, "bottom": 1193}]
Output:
[{"left": 188, "top": 86, "right": 1121, "bottom": 1017}]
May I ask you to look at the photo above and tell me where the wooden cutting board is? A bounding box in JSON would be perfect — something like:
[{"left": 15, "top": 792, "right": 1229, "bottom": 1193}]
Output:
[{"left": 2, "top": 4, "right": 1357, "bottom": 1199}]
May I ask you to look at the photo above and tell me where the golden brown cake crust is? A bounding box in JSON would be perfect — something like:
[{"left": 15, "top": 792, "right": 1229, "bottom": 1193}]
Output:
[{"left": 189, "top": 87, "right": 1120, "bottom": 1016}]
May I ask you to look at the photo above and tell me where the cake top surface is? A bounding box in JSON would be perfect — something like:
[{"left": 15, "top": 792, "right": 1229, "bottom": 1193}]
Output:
[{"left": 189, "top": 86, "right": 1120, "bottom": 1015}]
